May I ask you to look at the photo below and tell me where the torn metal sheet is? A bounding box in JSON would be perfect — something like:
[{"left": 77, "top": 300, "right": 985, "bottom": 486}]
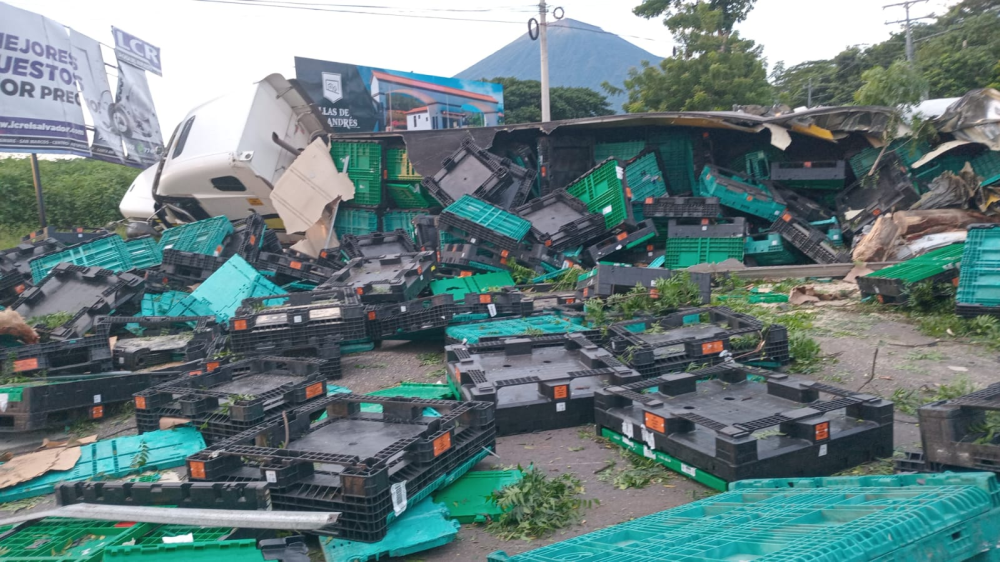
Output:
[
  {"left": 912, "top": 140, "right": 973, "bottom": 168},
  {"left": 764, "top": 124, "right": 792, "bottom": 150},
  {"left": 0, "top": 504, "right": 340, "bottom": 529},
  {"left": 934, "top": 88, "right": 1000, "bottom": 150},
  {"left": 271, "top": 138, "right": 354, "bottom": 234}
]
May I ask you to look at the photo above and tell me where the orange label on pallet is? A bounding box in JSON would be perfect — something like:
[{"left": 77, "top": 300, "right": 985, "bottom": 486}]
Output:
[
  {"left": 479, "top": 294, "right": 492, "bottom": 304},
  {"left": 305, "top": 382, "right": 323, "bottom": 399},
  {"left": 135, "top": 396, "right": 147, "bottom": 409},
  {"left": 649, "top": 288, "right": 660, "bottom": 299},
  {"left": 14, "top": 284, "right": 25, "bottom": 294},
  {"left": 290, "top": 261, "right": 303, "bottom": 270},
  {"left": 553, "top": 385, "right": 568, "bottom": 400},
  {"left": 872, "top": 209, "right": 882, "bottom": 216},
  {"left": 188, "top": 370, "right": 203, "bottom": 376},
  {"left": 545, "top": 239, "right": 552, "bottom": 247},
  {"left": 233, "top": 319, "right": 248, "bottom": 331},
  {"left": 701, "top": 340, "right": 724, "bottom": 354},
  {"left": 782, "top": 212, "right": 793, "bottom": 222},
  {"left": 189, "top": 461, "right": 206, "bottom": 479},
  {"left": 582, "top": 288, "right": 589, "bottom": 297},
  {"left": 625, "top": 187, "right": 633, "bottom": 198},
  {"left": 645, "top": 197, "right": 654, "bottom": 204},
  {"left": 91, "top": 405, "right": 104, "bottom": 419},
  {"left": 459, "top": 271, "right": 473, "bottom": 277},
  {"left": 207, "top": 362, "right": 220, "bottom": 372},
  {"left": 644, "top": 412, "right": 666, "bottom": 433},
  {"left": 13, "top": 358, "right": 38, "bottom": 372},
  {"left": 356, "top": 288, "right": 364, "bottom": 295},
  {"left": 368, "top": 311, "right": 377, "bottom": 321},
  {"left": 617, "top": 232, "right": 628, "bottom": 241},
  {"left": 815, "top": 422, "right": 830, "bottom": 441},
  {"left": 433, "top": 433, "right": 452, "bottom": 457}
]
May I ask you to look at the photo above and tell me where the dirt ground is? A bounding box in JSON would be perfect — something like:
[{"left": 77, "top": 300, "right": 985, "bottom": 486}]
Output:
[{"left": 3, "top": 293, "right": 998, "bottom": 561}]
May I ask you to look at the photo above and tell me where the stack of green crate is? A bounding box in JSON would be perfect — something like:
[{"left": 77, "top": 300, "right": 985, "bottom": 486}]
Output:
[
  {"left": 334, "top": 207, "right": 379, "bottom": 238},
  {"left": 386, "top": 148, "right": 438, "bottom": 208},
  {"left": 567, "top": 159, "right": 629, "bottom": 229},
  {"left": 331, "top": 141, "right": 383, "bottom": 206},
  {"left": 649, "top": 131, "right": 697, "bottom": 195},
  {"left": 382, "top": 209, "right": 423, "bottom": 241},
  {"left": 849, "top": 138, "right": 930, "bottom": 178},
  {"left": 594, "top": 140, "right": 646, "bottom": 163},
  {"left": 744, "top": 233, "right": 798, "bottom": 266},
  {"left": 972, "top": 150, "right": 1000, "bottom": 186},
  {"left": 664, "top": 237, "right": 744, "bottom": 269},
  {"left": 624, "top": 151, "right": 668, "bottom": 221}
]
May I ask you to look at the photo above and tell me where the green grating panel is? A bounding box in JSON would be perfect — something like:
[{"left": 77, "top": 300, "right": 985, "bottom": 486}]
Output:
[
  {"left": 132, "top": 526, "right": 234, "bottom": 545},
  {"left": 698, "top": 167, "right": 785, "bottom": 220},
  {"left": 30, "top": 235, "right": 134, "bottom": 282},
  {"left": 104, "top": 539, "right": 265, "bottom": 562},
  {"left": 322, "top": 499, "right": 459, "bottom": 562},
  {"left": 957, "top": 267, "right": 1000, "bottom": 307},
  {"left": 385, "top": 148, "right": 422, "bottom": 181},
  {"left": 443, "top": 196, "right": 531, "bottom": 242},
  {"left": 866, "top": 243, "right": 964, "bottom": 283},
  {"left": 664, "top": 237, "right": 745, "bottom": 269},
  {"left": 963, "top": 225, "right": 1000, "bottom": 265},
  {"left": 382, "top": 210, "right": 422, "bottom": 241},
  {"left": 567, "top": 160, "right": 629, "bottom": 229},
  {"left": 124, "top": 236, "right": 163, "bottom": 270},
  {"left": 158, "top": 216, "right": 233, "bottom": 255},
  {"left": 433, "top": 469, "right": 524, "bottom": 523},
  {"left": 972, "top": 149, "right": 1000, "bottom": 186},
  {"left": 624, "top": 151, "right": 668, "bottom": 202},
  {"left": 849, "top": 138, "right": 930, "bottom": 177},
  {"left": 430, "top": 271, "right": 515, "bottom": 298},
  {"left": 446, "top": 314, "right": 587, "bottom": 344},
  {"left": 649, "top": 131, "right": 696, "bottom": 194},
  {"left": 185, "top": 255, "right": 285, "bottom": 323},
  {"left": 330, "top": 141, "right": 381, "bottom": 176},
  {"left": 594, "top": 140, "right": 646, "bottom": 163},
  {"left": 334, "top": 207, "right": 379, "bottom": 238},
  {"left": 387, "top": 182, "right": 437, "bottom": 209},
  {"left": 0, "top": 519, "right": 154, "bottom": 562},
  {"left": 745, "top": 233, "right": 799, "bottom": 266}
]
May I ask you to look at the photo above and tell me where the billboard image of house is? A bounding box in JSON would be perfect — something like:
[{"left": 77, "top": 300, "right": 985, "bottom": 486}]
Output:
[{"left": 295, "top": 57, "right": 503, "bottom": 133}]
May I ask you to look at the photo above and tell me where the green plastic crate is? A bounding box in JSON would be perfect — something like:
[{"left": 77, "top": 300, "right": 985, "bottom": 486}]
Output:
[
  {"left": 132, "top": 526, "right": 234, "bottom": 545},
  {"left": 430, "top": 271, "right": 515, "bottom": 298},
  {"left": 912, "top": 153, "right": 968, "bottom": 188},
  {"left": 745, "top": 233, "right": 799, "bottom": 266},
  {"left": 850, "top": 138, "right": 930, "bottom": 177},
  {"left": 158, "top": 216, "right": 233, "bottom": 255},
  {"left": 385, "top": 148, "right": 422, "bottom": 181},
  {"left": 649, "top": 131, "right": 696, "bottom": 194},
  {"left": 567, "top": 160, "right": 629, "bottom": 229},
  {"left": 698, "top": 166, "right": 786, "bottom": 220},
  {"left": 624, "top": 151, "right": 668, "bottom": 202},
  {"left": 957, "top": 227, "right": 1000, "bottom": 306},
  {"left": 0, "top": 519, "right": 155, "bottom": 562},
  {"left": 334, "top": 207, "right": 379, "bottom": 238},
  {"left": 321, "top": 499, "right": 459, "bottom": 562},
  {"left": 124, "top": 236, "right": 163, "bottom": 270},
  {"left": 866, "top": 243, "right": 964, "bottom": 284},
  {"left": 29, "top": 235, "right": 134, "bottom": 282},
  {"left": 331, "top": 141, "right": 383, "bottom": 206},
  {"left": 387, "top": 181, "right": 437, "bottom": 209},
  {"left": 446, "top": 314, "right": 587, "bottom": 344},
  {"left": 434, "top": 469, "right": 524, "bottom": 523},
  {"left": 382, "top": 209, "right": 423, "bottom": 242},
  {"left": 972, "top": 150, "right": 1000, "bottom": 186},
  {"left": 442, "top": 196, "right": 532, "bottom": 242},
  {"left": 963, "top": 225, "right": 1000, "bottom": 265},
  {"left": 664, "top": 237, "right": 745, "bottom": 269},
  {"left": 594, "top": 140, "right": 646, "bottom": 163},
  {"left": 104, "top": 539, "right": 265, "bottom": 562}
]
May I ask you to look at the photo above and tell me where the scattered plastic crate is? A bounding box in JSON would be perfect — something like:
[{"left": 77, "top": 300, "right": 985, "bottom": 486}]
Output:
[
  {"left": 54, "top": 480, "right": 272, "bottom": 512},
  {"left": 185, "top": 394, "right": 496, "bottom": 542},
  {"left": 439, "top": 196, "right": 531, "bottom": 251},
  {"left": 0, "top": 427, "right": 206, "bottom": 502},
  {"left": 772, "top": 212, "right": 851, "bottom": 264},
  {"left": 770, "top": 160, "right": 846, "bottom": 190},
  {"left": 836, "top": 155, "right": 920, "bottom": 235},
  {"left": 488, "top": 472, "right": 996, "bottom": 562},
  {"left": 575, "top": 264, "right": 711, "bottom": 303},
  {"left": 515, "top": 190, "right": 608, "bottom": 251},
  {"left": 124, "top": 236, "right": 163, "bottom": 270},
  {"left": 385, "top": 148, "right": 422, "bottom": 181},
  {"left": 667, "top": 217, "right": 746, "bottom": 239},
  {"left": 321, "top": 252, "right": 436, "bottom": 303},
  {"left": 422, "top": 138, "right": 513, "bottom": 207},
  {"left": 956, "top": 224, "right": 1000, "bottom": 316},
  {"left": 649, "top": 131, "right": 697, "bottom": 195},
  {"left": 594, "top": 140, "right": 646, "bottom": 163},
  {"left": 664, "top": 237, "right": 745, "bottom": 269},
  {"left": 623, "top": 150, "right": 668, "bottom": 203},
  {"left": 104, "top": 538, "right": 267, "bottom": 562},
  {"left": 849, "top": 138, "right": 929, "bottom": 178},
  {"left": 135, "top": 356, "right": 329, "bottom": 443},
  {"left": 0, "top": 372, "right": 152, "bottom": 432},
  {"left": 430, "top": 271, "right": 515, "bottom": 298},
  {"left": 972, "top": 148, "right": 1000, "bottom": 186},
  {"left": 255, "top": 252, "right": 339, "bottom": 285},
  {"left": 583, "top": 220, "right": 657, "bottom": 264},
  {"left": 697, "top": 165, "right": 786, "bottom": 220},
  {"left": 452, "top": 290, "right": 535, "bottom": 322},
  {"left": 917, "top": 381, "right": 1000, "bottom": 471},
  {"left": 606, "top": 306, "right": 769, "bottom": 377},
  {"left": 335, "top": 207, "right": 380, "bottom": 238},
  {"left": 367, "top": 294, "right": 456, "bottom": 339},
  {"left": 593, "top": 362, "right": 894, "bottom": 488},
  {"left": 110, "top": 316, "right": 222, "bottom": 369},
  {"left": 566, "top": 158, "right": 631, "bottom": 229},
  {"left": 382, "top": 209, "right": 427, "bottom": 244},
  {"left": 340, "top": 230, "right": 417, "bottom": 260},
  {"left": 331, "top": 141, "right": 383, "bottom": 206},
  {"left": 22, "top": 225, "right": 109, "bottom": 245},
  {"left": 158, "top": 216, "right": 234, "bottom": 255},
  {"left": 641, "top": 196, "right": 721, "bottom": 219},
  {"left": 387, "top": 181, "right": 437, "bottom": 209},
  {"left": 29, "top": 234, "right": 134, "bottom": 282},
  {"left": 433, "top": 468, "right": 523, "bottom": 524},
  {"left": 744, "top": 232, "right": 799, "bottom": 266},
  {"left": 445, "top": 314, "right": 592, "bottom": 345},
  {"left": 475, "top": 149, "right": 536, "bottom": 210},
  {"left": 437, "top": 243, "right": 509, "bottom": 273},
  {"left": 858, "top": 242, "right": 964, "bottom": 302},
  {"left": 159, "top": 249, "right": 229, "bottom": 284},
  {"left": 321, "top": 498, "right": 460, "bottom": 562},
  {"left": 447, "top": 334, "right": 641, "bottom": 436}
]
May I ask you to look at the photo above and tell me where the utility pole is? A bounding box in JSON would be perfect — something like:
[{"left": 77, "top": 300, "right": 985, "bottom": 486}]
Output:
[
  {"left": 807, "top": 78, "right": 812, "bottom": 108},
  {"left": 30, "top": 153, "right": 47, "bottom": 228},
  {"left": 539, "top": 0, "right": 550, "bottom": 122},
  {"left": 883, "top": 0, "right": 933, "bottom": 64}
]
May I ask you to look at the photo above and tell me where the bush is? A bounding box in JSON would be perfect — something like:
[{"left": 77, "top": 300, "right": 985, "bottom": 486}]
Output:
[{"left": 0, "top": 156, "right": 139, "bottom": 229}]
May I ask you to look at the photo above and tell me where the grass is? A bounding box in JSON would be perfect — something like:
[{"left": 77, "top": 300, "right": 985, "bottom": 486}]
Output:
[
  {"left": 889, "top": 376, "right": 979, "bottom": 416},
  {"left": 906, "top": 350, "right": 945, "bottom": 361},
  {"left": 485, "top": 466, "right": 597, "bottom": 540},
  {"left": 417, "top": 352, "right": 442, "bottom": 366},
  {"left": 0, "top": 224, "right": 32, "bottom": 250},
  {"left": 353, "top": 363, "right": 387, "bottom": 369},
  {"left": 597, "top": 448, "right": 672, "bottom": 490}
]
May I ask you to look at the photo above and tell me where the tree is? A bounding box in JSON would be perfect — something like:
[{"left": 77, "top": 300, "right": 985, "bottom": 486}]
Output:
[
  {"left": 854, "top": 60, "right": 929, "bottom": 108},
  {"left": 488, "top": 77, "right": 614, "bottom": 124},
  {"left": 609, "top": 1, "right": 771, "bottom": 112}
]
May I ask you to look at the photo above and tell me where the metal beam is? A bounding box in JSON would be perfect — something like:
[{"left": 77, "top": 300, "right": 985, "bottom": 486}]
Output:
[{"left": 0, "top": 504, "right": 339, "bottom": 530}]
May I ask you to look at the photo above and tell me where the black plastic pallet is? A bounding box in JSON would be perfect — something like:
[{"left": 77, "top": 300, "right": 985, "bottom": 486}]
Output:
[
  {"left": 367, "top": 294, "right": 456, "bottom": 340},
  {"left": 112, "top": 319, "right": 223, "bottom": 370},
  {"left": 916, "top": 381, "right": 1000, "bottom": 471},
  {"left": 255, "top": 252, "right": 340, "bottom": 285},
  {"left": 575, "top": 264, "right": 711, "bottom": 304},
  {"left": 584, "top": 220, "right": 658, "bottom": 264},
  {"left": 184, "top": 393, "right": 496, "bottom": 542},
  {"left": 319, "top": 252, "right": 437, "bottom": 304},
  {"left": 835, "top": 155, "right": 919, "bottom": 235},
  {"left": 770, "top": 160, "right": 846, "bottom": 181},
  {"left": 641, "top": 196, "right": 722, "bottom": 219},
  {"left": 515, "top": 190, "right": 608, "bottom": 251},
  {"left": 0, "top": 371, "right": 152, "bottom": 432},
  {"left": 773, "top": 187, "right": 834, "bottom": 222},
  {"left": 857, "top": 268, "right": 961, "bottom": 301},
  {"left": 453, "top": 290, "right": 535, "bottom": 319},
  {"left": 160, "top": 250, "right": 229, "bottom": 283},
  {"left": 228, "top": 212, "right": 266, "bottom": 264},
  {"left": 413, "top": 215, "right": 439, "bottom": 251},
  {"left": 667, "top": 217, "right": 747, "bottom": 239},
  {"left": 22, "top": 226, "right": 108, "bottom": 246},
  {"left": 594, "top": 362, "right": 894, "bottom": 484},
  {"left": 447, "top": 334, "right": 641, "bottom": 436},
  {"left": 12, "top": 264, "right": 145, "bottom": 340},
  {"left": 0, "top": 237, "right": 64, "bottom": 278},
  {"left": 438, "top": 243, "right": 510, "bottom": 273},
  {"left": 770, "top": 212, "right": 851, "bottom": 264},
  {"left": 606, "top": 307, "right": 768, "bottom": 377},
  {"left": 421, "top": 138, "right": 514, "bottom": 207},
  {"left": 4, "top": 326, "right": 114, "bottom": 377},
  {"left": 134, "top": 356, "right": 329, "bottom": 443},
  {"left": 339, "top": 230, "right": 417, "bottom": 260},
  {"left": 956, "top": 302, "right": 1000, "bottom": 318},
  {"left": 262, "top": 230, "right": 283, "bottom": 253},
  {"left": 476, "top": 146, "right": 536, "bottom": 210},
  {"left": 55, "top": 481, "right": 273, "bottom": 510}
]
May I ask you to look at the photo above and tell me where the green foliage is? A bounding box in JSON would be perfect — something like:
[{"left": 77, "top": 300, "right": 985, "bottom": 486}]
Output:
[
  {"left": 715, "top": 297, "right": 823, "bottom": 372},
  {"left": 612, "top": 0, "right": 770, "bottom": 112},
  {"left": 130, "top": 440, "right": 151, "bottom": 469},
  {"left": 417, "top": 352, "right": 442, "bottom": 366},
  {"left": 854, "top": 60, "right": 929, "bottom": 108},
  {"left": 27, "top": 311, "right": 75, "bottom": 330},
  {"left": 598, "top": 448, "right": 672, "bottom": 489},
  {"left": 507, "top": 260, "right": 537, "bottom": 285},
  {"left": 0, "top": 156, "right": 138, "bottom": 229},
  {"left": 891, "top": 377, "right": 978, "bottom": 415},
  {"left": 486, "top": 77, "right": 614, "bottom": 124},
  {"left": 550, "top": 268, "right": 581, "bottom": 291},
  {"left": 486, "top": 466, "right": 597, "bottom": 540}
]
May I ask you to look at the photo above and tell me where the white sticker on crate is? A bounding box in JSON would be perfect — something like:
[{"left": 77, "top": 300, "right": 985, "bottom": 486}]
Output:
[
  {"left": 681, "top": 464, "right": 697, "bottom": 477},
  {"left": 400, "top": 306, "right": 407, "bottom": 313},
  {"left": 556, "top": 402, "right": 566, "bottom": 412},
  {"left": 819, "top": 444, "right": 827, "bottom": 457},
  {"left": 94, "top": 394, "right": 102, "bottom": 404},
  {"left": 602, "top": 205, "right": 613, "bottom": 216},
  {"left": 641, "top": 427, "right": 655, "bottom": 449},
  {"left": 487, "top": 304, "right": 497, "bottom": 317},
  {"left": 643, "top": 446, "right": 656, "bottom": 460},
  {"left": 621, "top": 421, "right": 634, "bottom": 439},
  {"left": 391, "top": 481, "right": 408, "bottom": 516},
  {"left": 119, "top": 357, "right": 125, "bottom": 364},
  {"left": 616, "top": 166, "right": 624, "bottom": 180},
  {"left": 265, "top": 470, "right": 277, "bottom": 483},
  {"left": 0, "top": 394, "right": 7, "bottom": 413}
]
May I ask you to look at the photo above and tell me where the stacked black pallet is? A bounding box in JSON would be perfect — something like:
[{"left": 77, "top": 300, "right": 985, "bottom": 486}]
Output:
[
  {"left": 453, "top": 289, "right": 535, "bottom": 320},
  {"left": 642, "top": 196, "right": 722, "bottom": 219},
  {"left": 583, "top": 220, "right": 659, "bottom": 264},
  {"left": 0, "top": 238, "right": 63, "bottom": 306},
  {"left": 101, "top": 315, "right": 224, "bottom": 370},
  {"left": 770, "top": 212, "right": 851, "bottom": 264},
  {"left": 446, "top": 333, "right": 642, "bottom": 436},
  {"left": 159, "top": 212, "right": 267, "bottom": 284},
  {"left": 229, "top": 289, "right": 362, "bottom": 378},
  {"left": 594, "top": 362, "right": 894, "bottom": 486},
  {"left": 319, "top": 252, "right": 437, "bottom": 304},
  {"left": 835, "top": 154, "right": 919, "bottom": 236},
  {"left": 575, "top": 264, "right": 711, "bottom": 303},
  {"left": 133, "top": 356, "right": 329, "bottom": 443},
  {"left": 338, "top": 230, "right": 417, "bottom": 260},
  {"left": 903, "top": 382, "right": 1000, "bottom": 473},
  {"left": 184, "top": 394, "right": 496, "bottom": 542},
  {"left": 422, "top": 137, "right": 523, "bottom": 209},
  {"left": 254, "top": 252, "right": 340, "bottom": 285},
  {"left": 515, "top": 190, "right": 609, "bottom": 251},
  {"left": 366, "top": 293, "right": 456, "bottom": 340}
]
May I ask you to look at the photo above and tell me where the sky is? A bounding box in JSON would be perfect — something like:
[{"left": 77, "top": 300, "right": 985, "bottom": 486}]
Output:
[{"left": 5, "top": 0, "right": 959, "bottom": 134}]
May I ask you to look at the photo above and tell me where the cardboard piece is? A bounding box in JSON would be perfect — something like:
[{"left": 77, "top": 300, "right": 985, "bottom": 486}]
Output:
[
  {"left": 159, "top": 417, "right": 191, "bottom": 430},
  {"left": 290, "top": 201, "right": 341, "bottom": 258},
  {"left": 0, "top": 445, "right": 81, "bottom": 489},
  {"left": 271, "top": 138, "right": 354, "bottom": 234},
  {"left": 41, "top": 435, "right": 98, "bottom": 449}
]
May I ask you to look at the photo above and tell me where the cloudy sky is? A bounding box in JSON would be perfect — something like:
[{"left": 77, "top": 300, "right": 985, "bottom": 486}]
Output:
[{"left": 6, "top": 0, "right": 957, "bottom": 132}]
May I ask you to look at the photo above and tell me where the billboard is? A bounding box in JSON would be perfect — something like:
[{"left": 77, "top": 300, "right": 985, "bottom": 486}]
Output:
[{"left": 295, "top": 57, "right": 504, "bottom": 133}]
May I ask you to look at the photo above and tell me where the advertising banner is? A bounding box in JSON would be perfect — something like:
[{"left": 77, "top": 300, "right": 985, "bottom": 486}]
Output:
[
  {"left": 295, "top": 56, "right": 504, "bottom": 133},
  {"left": 111, "top": 27, "right": 161, "bottom": 76},
  {"left": 69, "top": 28, "right": 126, "bottom": 162},
  {"left": 0, "top": 2, "right": 89, "bottom": 155},
  {"left": 114, "top": 61, "right": 164, "bottom": 168}
]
